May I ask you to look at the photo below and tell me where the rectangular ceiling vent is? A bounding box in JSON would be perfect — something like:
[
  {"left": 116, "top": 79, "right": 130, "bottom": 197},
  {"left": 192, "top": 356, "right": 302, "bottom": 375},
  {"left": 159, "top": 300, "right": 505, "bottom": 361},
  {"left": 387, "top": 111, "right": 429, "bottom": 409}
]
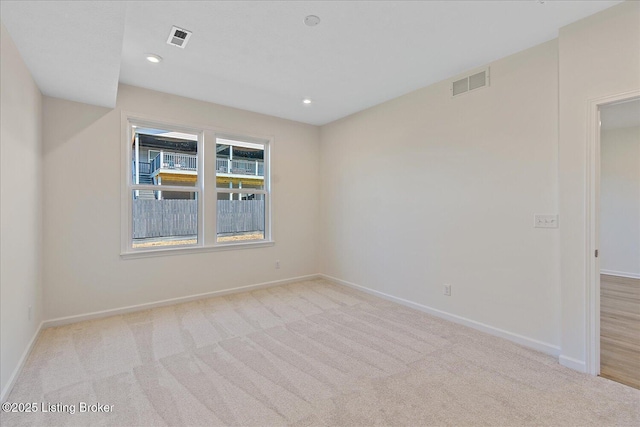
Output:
[
  {"left": 452, "top": 68, "right": 490, "bottom": 97},
  {"left": 167, "top": 26, "right": 192, "bottom": 48}
]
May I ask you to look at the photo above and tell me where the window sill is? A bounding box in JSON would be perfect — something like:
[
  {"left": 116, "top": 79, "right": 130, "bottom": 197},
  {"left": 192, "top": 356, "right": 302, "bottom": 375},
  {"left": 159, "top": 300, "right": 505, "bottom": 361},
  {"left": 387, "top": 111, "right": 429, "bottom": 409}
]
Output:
[{"left": 120, "top": 240, "right": 275, "bottom": 259}]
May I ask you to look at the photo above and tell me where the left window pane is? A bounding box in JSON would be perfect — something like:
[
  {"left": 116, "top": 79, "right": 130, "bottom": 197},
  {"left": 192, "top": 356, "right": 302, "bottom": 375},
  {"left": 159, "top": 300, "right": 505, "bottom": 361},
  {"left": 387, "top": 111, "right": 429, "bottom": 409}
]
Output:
[
  {"left": 131, "top": 127, "right": 198, "bottom": 187},
  {"left": 132, "top": 191, "right": 198, "bottom": 248}
]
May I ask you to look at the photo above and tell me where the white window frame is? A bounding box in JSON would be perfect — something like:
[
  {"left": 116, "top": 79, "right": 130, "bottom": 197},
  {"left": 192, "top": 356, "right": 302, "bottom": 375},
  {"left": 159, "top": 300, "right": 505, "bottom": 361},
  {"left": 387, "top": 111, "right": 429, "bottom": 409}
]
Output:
[{"left": 120, "top": 112, "right": 274, "bottom": 258}]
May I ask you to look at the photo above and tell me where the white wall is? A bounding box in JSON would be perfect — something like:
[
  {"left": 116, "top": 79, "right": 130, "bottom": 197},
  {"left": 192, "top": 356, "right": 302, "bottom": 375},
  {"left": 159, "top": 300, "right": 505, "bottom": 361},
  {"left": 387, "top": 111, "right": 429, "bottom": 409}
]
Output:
[
  {"left": 319, "top": 40, "right": 561, "bottom": 352},
  {"left": 42, "top": 84, "right": 320, "bottom": 320},
  {"left": 558, "top": 1, "right": 640, "bottom": 369},
  {"left": 0, "top": 23, "right": 43, "bottom": 400},
  {"left": 600, "top": 126, "right": 640, "bottom": 277}
]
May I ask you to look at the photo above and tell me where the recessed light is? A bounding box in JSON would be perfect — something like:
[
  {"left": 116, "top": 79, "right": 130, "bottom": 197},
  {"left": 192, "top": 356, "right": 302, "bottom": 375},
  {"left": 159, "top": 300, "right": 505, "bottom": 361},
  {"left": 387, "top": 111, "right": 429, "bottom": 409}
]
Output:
[
  {"left": 302, "top": 98, "right": 312, "bottom": 105},
  {"left": 304, "top": 15, "right": 320, "bottom": 27},
  {"left": 145, "top": 54, "right": 162, "bottom": 63}
]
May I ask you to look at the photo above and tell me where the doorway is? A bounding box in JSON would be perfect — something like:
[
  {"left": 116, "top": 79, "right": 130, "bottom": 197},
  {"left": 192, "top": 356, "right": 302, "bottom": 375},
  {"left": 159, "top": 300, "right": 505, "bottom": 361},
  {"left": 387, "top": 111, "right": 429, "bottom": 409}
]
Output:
[{"left": 595, "top": 97, "right": 640, "bottom": 389}]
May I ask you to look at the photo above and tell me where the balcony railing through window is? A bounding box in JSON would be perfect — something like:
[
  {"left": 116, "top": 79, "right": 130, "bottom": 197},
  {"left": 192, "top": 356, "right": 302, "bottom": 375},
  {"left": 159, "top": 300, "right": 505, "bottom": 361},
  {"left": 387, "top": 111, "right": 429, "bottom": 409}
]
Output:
[
  {"left": 215, "top": 158, "right": 264, "bottom": 176},
  {"left": 150, "top": 152, "right": 198, "bottom": 173},
  {"left": 143, "top": 152, "right": 264, "bottom": 177}
]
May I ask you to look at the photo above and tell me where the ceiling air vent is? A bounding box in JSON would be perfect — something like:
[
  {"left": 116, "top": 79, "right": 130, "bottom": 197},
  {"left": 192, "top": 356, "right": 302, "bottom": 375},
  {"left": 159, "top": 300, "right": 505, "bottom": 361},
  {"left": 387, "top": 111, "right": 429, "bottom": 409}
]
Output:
[
  {"left": 452, "top": 68, "right": 490, "bottom": 97},
  {"left": 167, "top": 26, "right": 192, "bottom": 48}
]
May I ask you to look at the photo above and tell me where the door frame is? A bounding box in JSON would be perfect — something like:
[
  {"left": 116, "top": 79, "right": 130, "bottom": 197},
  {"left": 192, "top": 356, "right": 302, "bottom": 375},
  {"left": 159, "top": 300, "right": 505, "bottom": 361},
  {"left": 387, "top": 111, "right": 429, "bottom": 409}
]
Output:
[{"left": 585, "top": 89, "right": 640, "bottom": 376}]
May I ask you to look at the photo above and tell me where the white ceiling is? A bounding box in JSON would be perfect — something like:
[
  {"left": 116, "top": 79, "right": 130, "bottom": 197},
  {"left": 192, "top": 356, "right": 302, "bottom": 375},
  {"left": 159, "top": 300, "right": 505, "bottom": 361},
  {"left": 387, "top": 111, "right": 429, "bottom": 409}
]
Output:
[
  {"left": 1, "top": 1, "right": 126, "bottom": 108},
  {"left": 1, "top": 1, "right": 623, "bottom": 125}
]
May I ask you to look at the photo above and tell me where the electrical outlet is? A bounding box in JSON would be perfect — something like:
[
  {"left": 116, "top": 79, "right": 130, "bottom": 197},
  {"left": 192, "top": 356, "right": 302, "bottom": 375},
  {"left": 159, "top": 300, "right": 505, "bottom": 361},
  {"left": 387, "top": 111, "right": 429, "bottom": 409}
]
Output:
[
  {"left": 443, "top": 284, "right": 451, "bottom": 296},
  {"left": 534, "top": 214, "right": 558, "bottom": 228},
  {"left": 275, "top": 260, "right": 280, "bottom": 269}
]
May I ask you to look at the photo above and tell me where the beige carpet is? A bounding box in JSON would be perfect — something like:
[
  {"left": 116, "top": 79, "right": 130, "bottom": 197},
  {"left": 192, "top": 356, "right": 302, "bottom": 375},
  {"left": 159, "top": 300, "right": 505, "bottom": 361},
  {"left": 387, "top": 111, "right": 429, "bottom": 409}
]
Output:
[{"left": 2, "top": 279, "right": 638, "bottom": 426}]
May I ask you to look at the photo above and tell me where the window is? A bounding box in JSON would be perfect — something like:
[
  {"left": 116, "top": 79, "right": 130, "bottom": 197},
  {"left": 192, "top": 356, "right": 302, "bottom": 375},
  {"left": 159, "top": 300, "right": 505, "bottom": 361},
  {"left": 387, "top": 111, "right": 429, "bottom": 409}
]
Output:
[
  {"left": 122, "top": 116, "right": 271, "bottom": 256},
  {"left": 215, "top": 138, "right": 267, "bottom": 243},
  {"left": 128, "top": 124, "right": 201, "bottom": 249}
]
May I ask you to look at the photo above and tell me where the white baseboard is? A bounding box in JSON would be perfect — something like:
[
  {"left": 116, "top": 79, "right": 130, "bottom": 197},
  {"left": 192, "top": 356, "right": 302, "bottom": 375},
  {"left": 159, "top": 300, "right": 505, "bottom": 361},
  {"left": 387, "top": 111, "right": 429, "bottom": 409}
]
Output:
[
  {"left": 559, "top": 354, "right": 587, "bottom": 373},
  {"left": 321, "top": 274, "right": 561, "bottom": 358},
  {"left": 600, "top": 270, "right": 640, "bottom": 279},
  {"left": 1, "top": 321, "right": 43, "bottom": 403},
  {"left": 43, "top": 274, "right": 320, "bottom": 328}
]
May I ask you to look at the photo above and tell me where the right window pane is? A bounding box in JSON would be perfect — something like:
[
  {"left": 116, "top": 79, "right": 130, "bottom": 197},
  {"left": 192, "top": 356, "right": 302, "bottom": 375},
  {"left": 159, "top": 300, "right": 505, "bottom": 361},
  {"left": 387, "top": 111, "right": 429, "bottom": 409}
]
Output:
[
  {"left": 215, "top": 136, "right": 268, "bottom": 244},
  {"left": 215, "top": 138, "right": 265, "bottom": 190},
  {"left": 216, "top": 192, "right": 265, "bottom": 243}
]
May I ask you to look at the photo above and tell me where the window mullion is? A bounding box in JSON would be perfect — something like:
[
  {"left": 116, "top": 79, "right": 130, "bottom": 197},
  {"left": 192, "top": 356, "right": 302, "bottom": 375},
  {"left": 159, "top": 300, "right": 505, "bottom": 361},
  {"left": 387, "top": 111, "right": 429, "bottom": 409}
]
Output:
[
  {"left": 131, "top": 184, "right": 200, "bottom": 192},
  {"left": 215, "top": 188, "right": 267, "bottom": 195}
]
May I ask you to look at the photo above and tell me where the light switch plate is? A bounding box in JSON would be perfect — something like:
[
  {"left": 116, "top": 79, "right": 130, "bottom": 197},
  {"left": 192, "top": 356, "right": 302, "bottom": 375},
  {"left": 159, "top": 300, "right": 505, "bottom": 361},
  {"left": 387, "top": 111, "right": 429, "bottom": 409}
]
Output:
[{"left": 534, "top": 214, "right": 558, "bottom": 228}]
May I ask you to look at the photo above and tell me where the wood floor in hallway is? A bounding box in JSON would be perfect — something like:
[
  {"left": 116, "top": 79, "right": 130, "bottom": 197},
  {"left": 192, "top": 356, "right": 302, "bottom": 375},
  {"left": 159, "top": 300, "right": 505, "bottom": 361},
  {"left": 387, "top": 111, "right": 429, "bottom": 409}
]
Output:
[{"left": 600, "top": 274, "right": 640, "bottom": 389}]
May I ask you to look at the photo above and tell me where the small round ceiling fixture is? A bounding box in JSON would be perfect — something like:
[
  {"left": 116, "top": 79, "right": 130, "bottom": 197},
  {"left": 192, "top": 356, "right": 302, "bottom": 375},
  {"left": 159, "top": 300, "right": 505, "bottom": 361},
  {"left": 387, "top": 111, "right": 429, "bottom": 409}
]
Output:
[
  {"left": 304, "top": 15, "right": 320, "bottom": 27},
  {"left": 302, "top": 98, "right": 312, "bottom": 105},
  {"left": 145, "top": 54, "right": 163, "bottom": 63}
]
